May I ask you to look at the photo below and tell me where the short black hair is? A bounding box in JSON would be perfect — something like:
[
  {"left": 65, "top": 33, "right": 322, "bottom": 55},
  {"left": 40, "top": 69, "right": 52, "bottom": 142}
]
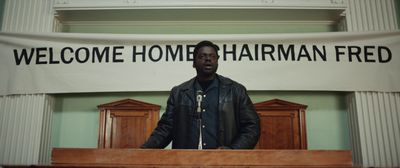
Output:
[{"left": 193, "top": 40, "right": 220, "bottom": 59}]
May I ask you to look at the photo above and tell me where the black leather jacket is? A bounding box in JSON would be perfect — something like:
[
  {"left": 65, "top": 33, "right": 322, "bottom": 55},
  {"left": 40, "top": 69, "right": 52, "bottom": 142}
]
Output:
[{"left": 141, "top": 75, "right": 260, "bottom": 149}]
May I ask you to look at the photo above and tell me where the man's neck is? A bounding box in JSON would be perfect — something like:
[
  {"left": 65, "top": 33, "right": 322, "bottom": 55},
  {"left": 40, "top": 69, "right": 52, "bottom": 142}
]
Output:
[
  {"left": 196, "top": 74, "right": 217, "bottom": 91},
  {"left": 197, "top": 74, "right": 216, "bottom": 82}
]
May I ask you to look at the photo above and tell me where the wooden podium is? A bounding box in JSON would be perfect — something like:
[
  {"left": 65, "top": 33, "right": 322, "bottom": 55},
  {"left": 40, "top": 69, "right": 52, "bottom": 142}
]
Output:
[{"left": 52, "top": 148, "right": 353, "bottom": 167}]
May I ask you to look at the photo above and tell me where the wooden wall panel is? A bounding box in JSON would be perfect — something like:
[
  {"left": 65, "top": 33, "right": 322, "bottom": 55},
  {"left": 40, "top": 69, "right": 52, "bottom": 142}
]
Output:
[
  {"left": 98, "top": 99, "right": 160, "bottom": 149},
  {"left": 254, "top": 99, "right": 307, "bottom": 149}
]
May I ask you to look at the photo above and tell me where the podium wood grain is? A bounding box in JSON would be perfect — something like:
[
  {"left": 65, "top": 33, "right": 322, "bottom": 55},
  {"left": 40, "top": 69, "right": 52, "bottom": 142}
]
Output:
[{"left": 52, "top": 148, "right": 352, "bottom": 167}]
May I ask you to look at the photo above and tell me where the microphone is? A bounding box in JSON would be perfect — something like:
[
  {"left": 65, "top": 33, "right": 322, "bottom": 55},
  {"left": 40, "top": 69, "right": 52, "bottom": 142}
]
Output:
[{"left": 196, "top": 90, "right": 203, "bottom": 119}]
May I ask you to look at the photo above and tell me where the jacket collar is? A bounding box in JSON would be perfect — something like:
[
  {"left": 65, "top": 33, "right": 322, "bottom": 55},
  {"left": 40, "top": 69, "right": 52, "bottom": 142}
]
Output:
[
  {"left": 180, "top": 74, "right": 233, "bottom": 103},
  {"left": 180, "top": 74, "right": 233, "bottom": 90}
]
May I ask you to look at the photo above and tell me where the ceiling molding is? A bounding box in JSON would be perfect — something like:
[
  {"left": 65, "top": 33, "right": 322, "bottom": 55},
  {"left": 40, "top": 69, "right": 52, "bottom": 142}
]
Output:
[
  {"left": 62, "top": 20, "right": 336, "bottom": 27},
  {"left": 54, "top": 0, "right": 347, "bottom": 10},
  {"left": 54, "top": 0, "right": 346, "bottom": 28},
  {"left": 55, "top": 9, "right": 344, "bottom": 23}
]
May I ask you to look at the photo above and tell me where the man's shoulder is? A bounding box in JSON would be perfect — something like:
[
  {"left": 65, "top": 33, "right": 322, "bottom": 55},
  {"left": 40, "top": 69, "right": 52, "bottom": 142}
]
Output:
[
  {"left": 218, "top": 75, "right": 245, "bottom": 88},
  {"left": 170, "top": 74, "right": 246, "bottom": 91}
]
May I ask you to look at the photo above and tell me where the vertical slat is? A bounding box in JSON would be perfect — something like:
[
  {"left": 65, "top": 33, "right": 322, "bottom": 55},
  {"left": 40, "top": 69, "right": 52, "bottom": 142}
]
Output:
[
  {"left": 4, "top": 96, "right": 12, "bottom": 163},
  {"left": 374, "top": 93, "right": 385, "bottom": 165},
  {"left": 360, "top": 92, "right": 374, "bottom": 165},
  {"left": 384, "top": 93, "right": 395, "bottom": 165},
  {"left": 9, "top": 95, "right": 20, "bottom": 163},
  {"left": 391, "top": 93, "right": 400, "bottom": 164},
  {"left": 2, "top": 0, "right": 15, "bottom": 31},
  {"left": 352, "top": 0, "right": 359, "bottom": 31},
  {"left": 354, "top": 0, "right": 364, "bottom": 31},
  {"left": 369, "top": 0, "right": 377, "bottom": 30},
  {"left": 15, "top": 96, "right": 26, "bottom": 163},
  {"left": 358, "top": 0, "right": 368, "bottom": 31},
  {"left": 29, "top": 95, "right": 42, "bottom": 164},
  {"left": 32, "top": 0, "right": 40, "bottom": 31},
  {"left": 378, "top": 93, "right": 389, "bottom": 165},
  {"left": 346, "top": 93, "right": 361, "bottom": 165},
  {"left": 0, "top": 96, "right": 8, "bottom": 163},
  {"left": 347, "top": 0, "right": 357, "bottom": 31},
  {"left": 368, "top": 92, "right": 377, "bottom": 166},
  {"left": 22, "top": 95, "right": 32, "bottom": 163},
  {"left": 0, "top": 96, "right": 3, "bottom": 161},
  {"left": 39, "top": 95, "right": 54, "bottom": 164},
  {"left": 379, "top": 0, "right": 389, "bottom": 30},
  {"left": 352, "top": 92, "right": 364, "bottom": 165},
  {"left": 381, "top": 0, "right": 391, "bottom": 29},
  {"left": 20, "top": 0, "right": 29, "bottom": 32},
  {"left": 381, "top": 0, "right": 393, "bottom": 30},
  {"left": 39, "top": 97, "right": 49, "bottom": 164},
  {"left": 1, "top": 96, "right": 9, "bottom": 163},
  {"left": 375, "top": 0, "right": 385, "bottom": 30},
  {"left": 36, "top": 0, "right": 44, "bottom": 31},
  {"left": 364, "top": 0, "right": 372, "bottom": 31},
  {"left": 387, "top": 0, "right": 398, "bottom": 30},
  {"left": 385, "top": 92, "right": 398, "bottom": 166}
]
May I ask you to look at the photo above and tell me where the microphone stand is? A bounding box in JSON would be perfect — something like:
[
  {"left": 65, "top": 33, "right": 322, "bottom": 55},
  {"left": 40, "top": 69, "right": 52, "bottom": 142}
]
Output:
[{"left": 196, "top": 90, "right": 203, "bottom": 150}]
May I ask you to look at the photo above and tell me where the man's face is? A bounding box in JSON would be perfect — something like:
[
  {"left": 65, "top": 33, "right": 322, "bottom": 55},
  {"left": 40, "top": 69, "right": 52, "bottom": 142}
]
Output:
[{"left": 193, "top": 46, "right": 219, "bottom": 77}]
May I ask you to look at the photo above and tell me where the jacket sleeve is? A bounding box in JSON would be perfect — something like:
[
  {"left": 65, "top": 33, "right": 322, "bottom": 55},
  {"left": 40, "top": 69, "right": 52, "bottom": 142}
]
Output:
[
  {"left": 140, "top": 87, "right": 177, "bottom": 148},
  {"left": 229, "top": 85, "right": 260, "bottom": 149}
]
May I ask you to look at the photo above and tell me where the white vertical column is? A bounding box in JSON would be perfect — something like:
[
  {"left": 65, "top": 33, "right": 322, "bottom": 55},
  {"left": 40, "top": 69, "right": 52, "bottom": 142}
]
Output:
[
  {"left": 0, "top": 0, "right": 55, "bottom": 165},
  {"left": 346, "top": 0, "right": 398, "bottom": 31},
  {"left": 347, "top": 92, "right": 400, "bottom": 166},
  {"left": 345, "top": 0, "right": 399, "bottom": 167},
  {"left": 0, "top": 94, "right": 55, "bottom": 165},
  {"left": 1, "top": 0, "right": 54, "bottom": 32}
]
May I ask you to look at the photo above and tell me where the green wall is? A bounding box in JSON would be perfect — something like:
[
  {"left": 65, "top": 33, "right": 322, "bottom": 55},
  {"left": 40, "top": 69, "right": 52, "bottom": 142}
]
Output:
[
  {"left": 52, "top": 92, "right": 169, "bottom": 148},
  {"left": 52, "top": 91, "right": 350, "bottom": 150},
  {"left": 52, "top": 9, "right": 350, "bottom": 150},
  {"left": 250, "top": 91, "right": 350, "bottom": 149}
]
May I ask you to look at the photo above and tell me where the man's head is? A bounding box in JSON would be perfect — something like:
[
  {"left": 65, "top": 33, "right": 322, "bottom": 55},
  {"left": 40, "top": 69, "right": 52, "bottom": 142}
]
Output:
[{"left": 193, "top": 41, "right": 220, "bottom": 80}]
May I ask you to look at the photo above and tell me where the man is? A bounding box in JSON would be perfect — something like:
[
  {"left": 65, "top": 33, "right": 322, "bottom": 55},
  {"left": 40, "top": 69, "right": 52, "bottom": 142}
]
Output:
[{"left": 141, "top": 40, "right": 260, "bottom": 149}]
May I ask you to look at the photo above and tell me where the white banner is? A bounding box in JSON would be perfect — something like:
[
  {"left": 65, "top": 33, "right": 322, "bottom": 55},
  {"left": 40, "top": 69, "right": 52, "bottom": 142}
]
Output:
[{"left": 0, "top": 31, "right": 399, "bottom": 95}]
